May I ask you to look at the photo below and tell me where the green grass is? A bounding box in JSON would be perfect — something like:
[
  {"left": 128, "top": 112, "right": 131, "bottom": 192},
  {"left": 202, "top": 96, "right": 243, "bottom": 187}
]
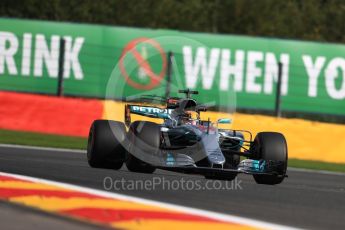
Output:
[
  {"left": 0, "top": 129, "right": 344, "bottom": 173},
  {"left": 288, "top": 159, "right": 345, "bottom": 173},
  {"left": 0, "top": 129, "right": 87, "bottom": 149}
]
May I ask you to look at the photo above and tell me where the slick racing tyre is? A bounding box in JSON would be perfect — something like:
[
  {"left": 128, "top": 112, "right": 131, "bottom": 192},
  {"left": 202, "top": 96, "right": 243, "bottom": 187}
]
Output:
[
  {"left": 126, "top": 121, "right": 160, "bottom": 173},
  {"left": 251, "top": 132, "right": 288, "bottom": 185},
  {"left": 87, "top": 120, "right": 126, "bottom": 169}
]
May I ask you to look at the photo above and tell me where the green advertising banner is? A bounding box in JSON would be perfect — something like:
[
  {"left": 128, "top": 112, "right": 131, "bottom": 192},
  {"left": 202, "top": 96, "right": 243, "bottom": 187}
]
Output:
[{"left": 0, "top": 18, "right": 345, "bottom": 115}]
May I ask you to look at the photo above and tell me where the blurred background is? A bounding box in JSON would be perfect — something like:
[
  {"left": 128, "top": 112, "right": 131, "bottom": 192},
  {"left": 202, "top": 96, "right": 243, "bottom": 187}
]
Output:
[
  {"left": 1, "top": 0, "right": 344, "bottom": 42},
  {"left": 0, "top": 1, "right": 345, "bottom": 230},
  {"left": 1, "top": 0, "right": 344, "bottom": 118},
  {"left": 0, "top": 0, "right": 345, "bottom": 168}
]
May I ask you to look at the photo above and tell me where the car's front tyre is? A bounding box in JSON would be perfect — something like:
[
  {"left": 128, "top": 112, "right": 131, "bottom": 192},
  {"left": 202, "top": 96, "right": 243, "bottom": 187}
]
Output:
[{"left": 251, "top": 132, "right": 288, "bottom": 185}]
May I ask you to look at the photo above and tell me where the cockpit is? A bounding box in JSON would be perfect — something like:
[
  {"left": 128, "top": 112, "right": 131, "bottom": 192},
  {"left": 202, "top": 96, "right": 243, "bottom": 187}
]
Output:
[{"left": 169, "top": 99, "right": 200, "bottom": 126}]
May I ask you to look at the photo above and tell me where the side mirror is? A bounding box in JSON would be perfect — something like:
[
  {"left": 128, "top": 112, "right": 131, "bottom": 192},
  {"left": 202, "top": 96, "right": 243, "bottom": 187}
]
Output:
[
  {"left": 196, "top": 105, "right": 207, "bottom": 112},
  {"left": 217, "top": 118, "right": 231, "bottom": 124}
]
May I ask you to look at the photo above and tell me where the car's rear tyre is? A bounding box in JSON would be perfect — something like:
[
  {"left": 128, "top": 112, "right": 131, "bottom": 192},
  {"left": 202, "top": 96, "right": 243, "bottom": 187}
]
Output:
[
  {"left": 125, "top": 121, "right": 159, "bottom": 173},
  {"left": 251, "top": 132, "right": 287, "bottom": 185},
  {"left": 126, "top": 154, "right": 156, "bottom": 173},
  {"left": 87, "top": 120, "right": 126, "bottom": 169}
]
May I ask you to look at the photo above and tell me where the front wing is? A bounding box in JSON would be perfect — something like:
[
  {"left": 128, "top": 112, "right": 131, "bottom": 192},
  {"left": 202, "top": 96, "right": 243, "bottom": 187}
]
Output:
[{"left": 155, "top": 159, "right": 287, "bottom": 177}]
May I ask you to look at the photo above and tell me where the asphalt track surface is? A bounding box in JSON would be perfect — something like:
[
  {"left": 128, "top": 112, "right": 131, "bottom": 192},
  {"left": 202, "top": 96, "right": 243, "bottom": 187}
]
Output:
[{"left": 0, "top": 145, "right": 344, "bottom": 229}]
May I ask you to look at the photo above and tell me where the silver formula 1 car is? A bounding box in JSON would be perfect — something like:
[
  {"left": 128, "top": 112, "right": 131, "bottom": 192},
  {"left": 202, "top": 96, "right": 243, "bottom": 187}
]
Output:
[{"left": 87, "top": 89, "right": 288, "bottom": 185}]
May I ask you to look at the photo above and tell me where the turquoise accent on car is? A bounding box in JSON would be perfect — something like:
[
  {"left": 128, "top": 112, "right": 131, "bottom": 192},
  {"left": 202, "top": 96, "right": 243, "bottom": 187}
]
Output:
[
  {"left": 217, "top": 118, "right": 232, "bottom": 124},
  {"left": 252, "top": 160, "right": 266, "bottom": 172},
  {"left": 166, "top": 153, "right": 175, "bottom": 166},
  {"left": 129, "top": 105, "right": 171, "bottom": 119}
]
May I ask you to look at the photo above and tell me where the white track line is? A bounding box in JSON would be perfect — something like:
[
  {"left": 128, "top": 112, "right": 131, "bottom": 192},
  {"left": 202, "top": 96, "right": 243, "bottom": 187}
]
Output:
[
  {"left": 0, "top": 143, "right": 85, "bottom": 153},
  {"left": 1, "top": 143, "right": 344, "bottom": 176},
  {"left": 0, "top": 171, "right": 297, "bottom": 230}
]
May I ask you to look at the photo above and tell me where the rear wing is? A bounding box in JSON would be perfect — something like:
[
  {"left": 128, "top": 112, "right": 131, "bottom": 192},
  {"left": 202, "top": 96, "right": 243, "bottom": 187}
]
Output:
[{"left": 125, "top": 104, "right": 172, "bottom": 126}]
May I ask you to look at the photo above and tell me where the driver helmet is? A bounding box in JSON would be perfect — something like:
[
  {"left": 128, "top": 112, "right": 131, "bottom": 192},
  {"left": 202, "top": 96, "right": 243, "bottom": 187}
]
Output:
[{"left": 179, "top": 111, "right": 197, "bottom": 125}]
